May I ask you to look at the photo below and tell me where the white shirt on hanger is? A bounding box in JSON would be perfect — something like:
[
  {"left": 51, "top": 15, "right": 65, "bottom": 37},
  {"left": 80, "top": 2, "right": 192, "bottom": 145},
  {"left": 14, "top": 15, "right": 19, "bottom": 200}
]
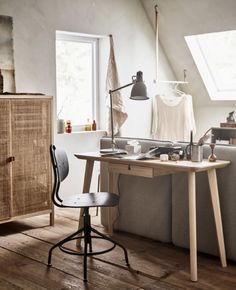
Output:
[{"left": 152, "top": 94, "right": 196, "bottom": 142}]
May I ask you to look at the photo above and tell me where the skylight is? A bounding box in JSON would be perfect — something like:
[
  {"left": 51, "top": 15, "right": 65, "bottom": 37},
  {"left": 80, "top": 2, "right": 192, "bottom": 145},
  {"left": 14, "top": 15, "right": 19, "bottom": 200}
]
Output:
[{"left": 185, "top": 30, "right": 236, "bottom": 100}]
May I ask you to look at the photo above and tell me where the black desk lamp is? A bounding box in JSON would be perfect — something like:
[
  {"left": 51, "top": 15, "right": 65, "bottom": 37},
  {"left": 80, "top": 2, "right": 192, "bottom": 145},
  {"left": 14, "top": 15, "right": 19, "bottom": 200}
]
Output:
[{"left": 101, "top": 71, "right": 149, "bottom": 154}]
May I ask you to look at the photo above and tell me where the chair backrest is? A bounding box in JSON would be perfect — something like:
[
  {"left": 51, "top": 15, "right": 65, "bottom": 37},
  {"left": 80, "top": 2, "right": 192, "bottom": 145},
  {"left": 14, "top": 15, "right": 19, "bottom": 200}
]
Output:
[{"left": 50, "top": 145, "right": 69, "bottom": 206}]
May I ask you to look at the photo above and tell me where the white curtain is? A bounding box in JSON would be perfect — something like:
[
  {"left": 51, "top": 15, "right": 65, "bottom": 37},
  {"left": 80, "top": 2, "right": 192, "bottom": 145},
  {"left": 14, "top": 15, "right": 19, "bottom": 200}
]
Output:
[{"left": 106, "top": 35, "right": 128, "bottom": 136}]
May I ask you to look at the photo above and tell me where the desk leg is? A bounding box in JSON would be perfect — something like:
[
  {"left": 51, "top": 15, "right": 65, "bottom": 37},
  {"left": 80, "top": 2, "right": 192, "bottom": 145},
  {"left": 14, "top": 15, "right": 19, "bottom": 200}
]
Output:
[
  {"left": 76, "top": 160, "right": 94, "bottom": 247},
  {"left": 82, "top": 160, "right": 94, "bottom": 192},
  {"left": 108, "top": 171, "right": 114, "bottom": 236},
  {"left": 188, "top": 171, "right": 198, "bottom": 282},
  {"left": 207, "top": 168, "right": 227, "bottom": 267}
]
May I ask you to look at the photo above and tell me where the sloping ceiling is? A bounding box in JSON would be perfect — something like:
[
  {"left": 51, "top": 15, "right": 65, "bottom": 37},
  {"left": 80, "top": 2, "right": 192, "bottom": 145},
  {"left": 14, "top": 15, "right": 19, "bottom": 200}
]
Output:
[{"left": 141, "top": 0, "right": 236, "bottom": 108}]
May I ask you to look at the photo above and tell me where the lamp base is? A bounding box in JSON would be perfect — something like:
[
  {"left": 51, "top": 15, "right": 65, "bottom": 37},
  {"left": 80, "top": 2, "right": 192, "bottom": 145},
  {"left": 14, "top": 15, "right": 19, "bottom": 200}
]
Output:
[{"left": 100, "top": 148, "right": 127, "bottom": 155}]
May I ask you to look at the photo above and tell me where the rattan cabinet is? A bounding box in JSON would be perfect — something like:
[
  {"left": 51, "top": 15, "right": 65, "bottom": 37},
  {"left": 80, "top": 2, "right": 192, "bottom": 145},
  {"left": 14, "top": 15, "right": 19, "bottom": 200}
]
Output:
[{"left": 0, "top": 95, "right": 53, "bottom": 224}]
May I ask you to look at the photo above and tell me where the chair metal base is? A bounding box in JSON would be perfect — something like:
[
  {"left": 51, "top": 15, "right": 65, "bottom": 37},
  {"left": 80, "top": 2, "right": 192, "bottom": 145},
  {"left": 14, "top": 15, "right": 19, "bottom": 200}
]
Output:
[{"left": 47, "top": 208, "right": 129, "bottom": 282}]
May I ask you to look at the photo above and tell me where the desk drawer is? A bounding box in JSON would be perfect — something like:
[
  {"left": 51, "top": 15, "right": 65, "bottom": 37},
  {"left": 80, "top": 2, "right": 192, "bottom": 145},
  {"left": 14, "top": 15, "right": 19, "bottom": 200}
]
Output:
[{"left": 109, "top": 163, "right": 154, "bottom": 178}]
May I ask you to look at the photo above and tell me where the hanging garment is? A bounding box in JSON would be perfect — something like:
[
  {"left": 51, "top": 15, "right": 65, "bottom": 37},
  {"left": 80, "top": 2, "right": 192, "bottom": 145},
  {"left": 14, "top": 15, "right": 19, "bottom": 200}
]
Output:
[
  {"left": 152, "top": 94, "right": 196, "bottom": 142},
  {"left": 106, "top": 35, "right": 128, "bottom": 136}
]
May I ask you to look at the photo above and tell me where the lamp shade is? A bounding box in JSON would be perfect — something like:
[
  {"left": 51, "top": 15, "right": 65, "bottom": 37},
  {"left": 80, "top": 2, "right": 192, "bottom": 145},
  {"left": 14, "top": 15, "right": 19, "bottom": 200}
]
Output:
[{"left": 130, "top": 71, "right": 149, "bottom": 100}]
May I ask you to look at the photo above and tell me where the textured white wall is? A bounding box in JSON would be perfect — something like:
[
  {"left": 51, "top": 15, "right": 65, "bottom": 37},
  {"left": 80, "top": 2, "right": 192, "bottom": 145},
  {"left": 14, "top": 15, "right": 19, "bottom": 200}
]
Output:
[
  {"left": 0, "top": 0, "right": 175, "bottom": 139},
  {"left": 0, "top": 0, "right": 175, "bottom": 196},
  {"left": 141, "top": 0, "right": 236, "bottom": 140}
]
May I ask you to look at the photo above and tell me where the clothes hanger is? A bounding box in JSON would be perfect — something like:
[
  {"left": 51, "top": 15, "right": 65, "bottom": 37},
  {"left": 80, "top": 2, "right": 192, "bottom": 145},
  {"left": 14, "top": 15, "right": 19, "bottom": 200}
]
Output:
[{"left": 173, "top": 83, "right": 185, "bottom": 96}]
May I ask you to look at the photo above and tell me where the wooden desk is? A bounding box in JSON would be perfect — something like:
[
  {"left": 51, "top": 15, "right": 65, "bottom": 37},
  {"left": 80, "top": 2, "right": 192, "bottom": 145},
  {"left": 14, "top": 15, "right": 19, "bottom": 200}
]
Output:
[{"left": 75, "top": 152, "right": 230, "bottom": 282}]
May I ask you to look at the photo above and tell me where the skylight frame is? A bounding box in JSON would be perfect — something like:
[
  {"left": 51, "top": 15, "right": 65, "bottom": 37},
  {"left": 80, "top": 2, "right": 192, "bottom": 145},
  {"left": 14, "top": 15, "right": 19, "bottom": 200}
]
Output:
[{"left": 185, "top": 31, "right": 236, "bottom": 101}]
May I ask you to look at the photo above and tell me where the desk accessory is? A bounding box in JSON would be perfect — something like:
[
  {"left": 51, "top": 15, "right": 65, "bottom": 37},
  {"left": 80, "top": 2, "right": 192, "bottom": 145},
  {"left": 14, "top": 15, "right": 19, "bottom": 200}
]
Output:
[
  {"left": 191, "top": 144, "right": 203, "bottom": 162},
  {"left": 186, "top": 128, "right": 212, "bottom": 161},
  {"left": 160, "top": 154, "right": 169, "bottom": 161},
  {"left": 119, "top": 147, "right": 160, "bottom": 160},
  {"left": 149, "top": 145, "right": 182, "bottom": 157},
  {"left": 125, "top": 140, "right": 141, "bottom": 154},
  {"left": 208, "top": 143, "right": 217, "bottom": 162},
  {"left": 186, "top": 130, "right": 193, "bottom": 160},
  {"left": 170, "top": 153, "right": 180, "bottom": 161},
  {"left": 197, "top": 128, "right": 212, "bottom": 145}
]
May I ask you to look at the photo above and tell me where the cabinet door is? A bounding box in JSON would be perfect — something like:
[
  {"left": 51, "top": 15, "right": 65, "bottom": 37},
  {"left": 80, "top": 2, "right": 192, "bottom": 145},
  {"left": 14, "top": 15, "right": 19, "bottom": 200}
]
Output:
[
  {"left": 11, "top": 99, "right": 52, "bottom": 216},
  {"left": 0, "top": 100, "right": 11, "bottom": 220}
]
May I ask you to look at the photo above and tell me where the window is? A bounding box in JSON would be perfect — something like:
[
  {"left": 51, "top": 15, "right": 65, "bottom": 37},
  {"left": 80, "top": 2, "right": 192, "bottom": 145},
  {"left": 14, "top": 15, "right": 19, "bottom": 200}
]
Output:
[
  {"left": 185, "top": 30, "right": 236, "bottom": 100},
  {"left": 56, "top": 31, "right": 98, "bottom": 129}
]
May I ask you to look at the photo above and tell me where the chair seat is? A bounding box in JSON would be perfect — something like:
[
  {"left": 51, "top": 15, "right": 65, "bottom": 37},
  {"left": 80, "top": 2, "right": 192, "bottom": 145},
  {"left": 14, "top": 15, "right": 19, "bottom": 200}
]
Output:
[{"left": 61, "top": 192, "right": 119, "bottom": 208}]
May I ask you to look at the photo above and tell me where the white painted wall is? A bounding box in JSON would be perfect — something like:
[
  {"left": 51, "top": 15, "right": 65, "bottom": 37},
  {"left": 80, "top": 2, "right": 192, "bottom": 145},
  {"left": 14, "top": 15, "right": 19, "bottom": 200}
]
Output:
[
  {"left": 0, "top": 0, "right": 174, "bottom": 138},
  {"left": 141, "top": 0, "right": 236, "bottom": 140}
]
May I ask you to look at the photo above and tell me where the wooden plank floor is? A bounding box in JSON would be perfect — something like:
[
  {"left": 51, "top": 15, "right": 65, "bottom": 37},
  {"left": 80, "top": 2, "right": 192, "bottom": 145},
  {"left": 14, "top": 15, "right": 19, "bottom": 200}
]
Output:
[{"left": 0, "top": 208, "right": 236, "bottom": 290}]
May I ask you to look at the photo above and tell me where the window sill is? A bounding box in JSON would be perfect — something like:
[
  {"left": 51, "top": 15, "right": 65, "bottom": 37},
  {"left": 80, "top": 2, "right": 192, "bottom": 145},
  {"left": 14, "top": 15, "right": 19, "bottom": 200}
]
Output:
[{"left": 57, "top": 130, "right": 107, "bottom": 136}]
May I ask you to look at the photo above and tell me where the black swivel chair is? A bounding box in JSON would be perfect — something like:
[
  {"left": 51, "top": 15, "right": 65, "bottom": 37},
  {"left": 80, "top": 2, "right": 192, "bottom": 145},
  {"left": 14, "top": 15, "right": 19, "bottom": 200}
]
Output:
[{"left": 48, "top": 145, "right": 129, "bottom": 282}]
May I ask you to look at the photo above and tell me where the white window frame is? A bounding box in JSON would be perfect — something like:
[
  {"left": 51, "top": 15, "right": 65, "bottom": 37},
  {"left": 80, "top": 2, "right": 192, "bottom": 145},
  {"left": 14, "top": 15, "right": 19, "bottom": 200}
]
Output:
[
  {"left": 185, "top": 32, "right": 236, "bottom": 101},
  {"left": 56, "top": 31, "right": 99, "bottom": 130}
]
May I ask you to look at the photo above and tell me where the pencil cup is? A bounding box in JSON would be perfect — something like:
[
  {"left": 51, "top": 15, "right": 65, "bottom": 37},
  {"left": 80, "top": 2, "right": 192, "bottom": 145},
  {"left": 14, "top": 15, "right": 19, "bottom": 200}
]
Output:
[{"left": 191, "top": 145, "right": 203, "bottom": 162}]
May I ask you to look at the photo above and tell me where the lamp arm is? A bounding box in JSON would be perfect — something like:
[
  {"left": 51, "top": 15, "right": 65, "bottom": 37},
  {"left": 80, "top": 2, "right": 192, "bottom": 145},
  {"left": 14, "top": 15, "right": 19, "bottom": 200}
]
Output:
[{"left": 109, "top": 81, "right": 134, "bottom": 94}]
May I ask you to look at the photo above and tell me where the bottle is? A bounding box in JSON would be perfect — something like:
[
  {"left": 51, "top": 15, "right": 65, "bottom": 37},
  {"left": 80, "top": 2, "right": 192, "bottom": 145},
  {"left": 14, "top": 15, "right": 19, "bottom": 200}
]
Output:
[
  {"left": 57, "top": 119, "right": 65, "bottom": 134},
  {"left": 65, "top": 120, "right": 72, "bottom": 133},
  {"left": 0, "top": 69, "right": 3, "bottom": 93},
  {"left": 85, "top": 119, "right": 91, "bottom": 131},
  {"left": 92, "top": 120, "right": 96, "bottom": 131}
]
